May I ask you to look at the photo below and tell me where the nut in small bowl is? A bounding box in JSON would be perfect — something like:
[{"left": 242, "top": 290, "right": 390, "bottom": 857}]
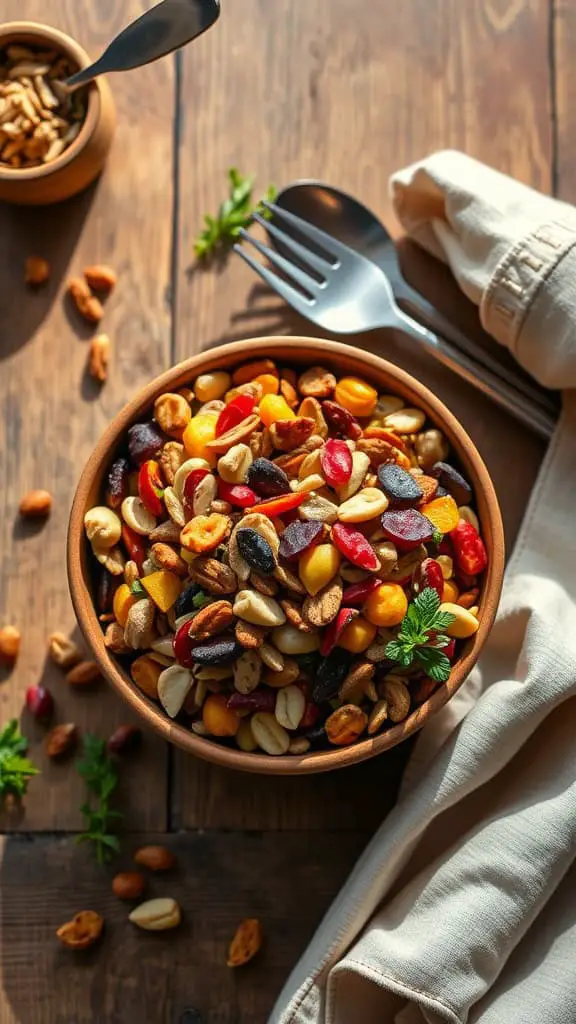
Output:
[{"left": 0, "top": 22, "right": 115, "bottom": 205}]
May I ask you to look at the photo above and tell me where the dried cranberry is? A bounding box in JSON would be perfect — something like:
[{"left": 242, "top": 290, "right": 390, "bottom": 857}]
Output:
[
  {"left": 341, "top": 577, "right": 382, "bottom": 605},
  {"left": 320, "top": 439, "right": 353, "bottom": 487},
  {"left": 215, "top": 394, "right": 256, "bottom": 437},
  {"left": 138, "top": 460, "right": 165, "bottom": 517},
  {"left": 312, "top": 651, "right": 352, "bottom": 703},
  {"left": 430, "top": 462, "right": 472, "bottom": 505},
  {"left": 217, "top": 481, "right": 257, "bottom": 508},
  {"left": 322, "top": 400, "right": 362, "bottom": 440},
  {"left": 332, "top": 522, "right": 380, "bottom": 571},
  {"left": 236, "top": 528, "right": 275, "bottom": 574},
  {"left": 191, "top": 638, "right": 244, "bottom": 666},
  {"left": 26, "top": 684, "right": 54, "bottom": 722},
  {"left": 128, "top": 421, "right": 166, "bottom": 465},
  {"left": 278, "top": 520, "right": 324, "bottom": 561},
  {"left": 451, "top": 521, "right": 487, "bottom": 575},
  {"left": 105, "top": 457, "right": 130, "bottom": 509},
  {"left": 380, "top": 508, "right": 434, "bottom": 552},
  {"left": 227, "top": 690, "right": 276, "bottom": 713},
  {"left": 377, "top": 464, "right": 423, "bottom": 507},
  {"left": 183, "top": 468, "right": 210, "bottom": 515},
  {"left": 320, "top": 608, "right": 358, "bottom": 656},
  {"left": 413, "top": 558, "right": 444, "bottom": 600},
  {"left": 246, "top": 458, "right": 291, "bottom": 498},
  {"left": 173, "top": 619, "right": 196, "bottom": 668},
  {"left": 122, "top": 524, "right": 147, "bottom": 571}
]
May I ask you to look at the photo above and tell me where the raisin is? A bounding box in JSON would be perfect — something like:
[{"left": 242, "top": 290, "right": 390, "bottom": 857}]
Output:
[
  {"left": 236, "top": 528, "right": 275, "bottom": 574},
  {"left": 174, "top": 583, "right": 204, "bottom": 619},
  {"left": 246, "top": 458, "right": 291, "bottom": 498},
  {"left": 322, "top": 400, "right": 362, "bottom": 440},
  {"left": 312, "top": 651, "right": 352, "bottom": 703},
  {"left": 302, "top": 723, "right": 327, "bottom": 747},
  {"left": 191, "top": 638, "right": 244, "bottom": 666},
  {"left": 128, "top": 421, "right": 167, "bottom": 466},
  {"left": 227, "top": 690, "right": 276, "bottom": 713},
  {"left": 430, "top": 462, "right": 472, "bottom": 505},
  {"left": 278, "top": 520, "right": 324, "bottom": 561},
  {"left": 380, "top": 508, "right": 434, "bottom": 552},
  {"left": 378, "top": 464, "right": 423, "bottom": 507},
  {"left": 105, "top": 457, "right": 130, "bottom": 509}
]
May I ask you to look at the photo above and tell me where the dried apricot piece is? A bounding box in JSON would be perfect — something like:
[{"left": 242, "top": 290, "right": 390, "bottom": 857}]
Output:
[
  {"left": 420, "top": 495, "right": 460, "bottom": 534},
  {"left": 180, "top": 513, "right": 231, "bottom": 553}
]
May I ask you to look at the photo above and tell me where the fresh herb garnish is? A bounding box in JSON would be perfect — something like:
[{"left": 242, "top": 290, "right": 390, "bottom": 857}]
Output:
[
  {"left": 194, "top": 168, "right": 276, "bottom": 260},
  {"left": 130, "top": 579, "right": 146, "bottom": 596},
  {"left": 0, "top": 720, "right": 39, "bottom": 802},
  {"left": 76, "top": 734, "right": 123, "bottom": 864},
  {"left": 431, "top": 528, "right": 443, "bottom": 546},
  {"left": 192, "top": 590, "right": 212, "bottom": 610},
  {"left": 384, "top": 587, "right": 456, "bottom": 683}
]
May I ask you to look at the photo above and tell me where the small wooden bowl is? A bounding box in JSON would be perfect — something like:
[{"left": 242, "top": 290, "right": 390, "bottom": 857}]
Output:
[
  {"left": 68, "top": 338, "right": 505, "bottom": 775},
  {"left": 0, "top": 22, "right": 115, "bottom": 205}
]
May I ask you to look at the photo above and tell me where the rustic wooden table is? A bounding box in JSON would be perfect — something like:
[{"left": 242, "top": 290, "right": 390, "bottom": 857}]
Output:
[{"left": 0, "top": 0, "right": 567, "bottom": 1021}]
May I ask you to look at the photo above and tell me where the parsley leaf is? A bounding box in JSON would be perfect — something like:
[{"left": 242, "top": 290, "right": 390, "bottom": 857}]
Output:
[
  {"left": 194, "top": 168, "right": 277, "bottom": 261},
  {"left": 0, "top": 720, "right": 39, "bottom": 802},
  {"left": 384, "top": 587, "right": 456, "bottom": 683},
  {"left": 76, "top": 734, "right": 123, "bottom": 864}
]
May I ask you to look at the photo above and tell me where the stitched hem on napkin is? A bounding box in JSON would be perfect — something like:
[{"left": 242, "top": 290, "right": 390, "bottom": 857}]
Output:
[{"left": 328, "top": 960, "right": 460, "bottom": 1024}]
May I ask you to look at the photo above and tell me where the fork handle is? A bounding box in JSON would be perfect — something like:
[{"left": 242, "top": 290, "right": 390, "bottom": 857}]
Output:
[{"left": 393, "top": 308, "right": 555, "bottom": 441}]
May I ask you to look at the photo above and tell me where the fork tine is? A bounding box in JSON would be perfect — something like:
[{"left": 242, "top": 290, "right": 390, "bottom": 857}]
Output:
[
  {"left": 262, "top": 200, "right": 353, "bottom": 264},
  {"left": 233, "top": 243, "right": 313, "bottom": 318},
  {"left": 252, "top": 210, "right": 333, "bottom": 278},
  {"left": 237, "top": 227, "right": 322, "bottom": 296}
]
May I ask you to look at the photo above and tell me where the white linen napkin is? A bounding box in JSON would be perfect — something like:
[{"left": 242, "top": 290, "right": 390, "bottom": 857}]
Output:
[{"left": 270, "top": 152, "right": 576, "bottom": 1024}]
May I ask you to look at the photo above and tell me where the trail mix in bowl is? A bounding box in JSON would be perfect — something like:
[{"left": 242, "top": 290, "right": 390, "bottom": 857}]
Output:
[
  {"left": 85, "top": 359, "right": 488, "bottom": 756},
  {"left": 0, "top": 43, "right": 87, "bottom": 169}
]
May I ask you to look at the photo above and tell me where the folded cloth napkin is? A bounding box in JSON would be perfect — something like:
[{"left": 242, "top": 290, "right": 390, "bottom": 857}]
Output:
[{"left": 270, "top": 152, "right": 576, "bottom": 1024}]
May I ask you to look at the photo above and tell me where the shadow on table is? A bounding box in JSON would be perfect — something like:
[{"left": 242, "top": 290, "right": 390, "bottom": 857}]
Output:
[{"left": 0, "top": 182, "right": 97, "bottom": 360}]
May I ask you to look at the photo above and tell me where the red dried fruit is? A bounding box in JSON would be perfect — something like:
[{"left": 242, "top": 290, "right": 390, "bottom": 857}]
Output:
[
  {"left": 451, "top": 521, "right": 487, "bottom": 575},
  {"left": 438, "top": 536, "right": 454, "bottom": 556},
  {"left": 431, "top": 462, "right": 472, "bottom": 505},
  {"left": 332, "top": 522, "right": 380, "bottom": 571},
  {"left": 380, "top": 508, "right": 434, "bottom": 552},
  {"left": 413, "top": 557, "right": 444, "bottom": 600},
  {"left": 456, "top": 570, "right": 477, "bottom": 590},
  {"left": 183, "top": 468, "right": 210, "bottom": 515},
  {"left": 245, "top": 491, "right": 305, "bottom": 517},
  {"left": 322, "top": 400, "right": 362, "bottom": 440},
  {"left": 138, "top": 460, "right": 165, "bottom": 517},
  {"left": 227, "top": 690, "right": 276, "bottom": 713},
  {"left": 26, "top": 684, "right": 54, "bottom": 722},
  {"left": 128, "top": 421, "right": 166, "bottom": 465},
  {"left": 298, "top": 690, "right": 321, "bottom": 730},
  {"left": 246, "top": 458, "right": 291, "bottom": 498},
  {"left": 217, "top": 481, "right": 257, "bottom": 508},
  {"left": 320, "top": 439, "right": 353, "bottom": 487},
  {"left": 377, "top": 464, "right": 423, "bottom": 507},
  {"left": 173, "top": 619, "right": 195, "bottom": 668},
  {"left": 341, "top": 577, "right": 382, "bottom": 605},
  {"left": 278, "top": 520, "right": 324, "bottom": 561},
  {"left": 320, "top": 607, "right": 359, "bottom": 656},
  {"left": 122, "top": 524, "right": 147, "bottom": 571},
  {"left": 215, "top": 394, "right": 256, "bottom": 437},
  {"left": 105, "top": 457, "right": 130, "bottom": 509}
]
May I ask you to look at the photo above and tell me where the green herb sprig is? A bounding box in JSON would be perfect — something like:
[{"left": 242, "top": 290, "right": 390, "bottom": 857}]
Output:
[
  {"left": 0, "top": 720, "right": 39, "bottom": 802},
  {"left": 76, "top": 734, "right": 123, "bottom": 864},
  {"left": 385, "top": 588, "right": 456, "bottom": 683},
  {"left": 194, "top": 168, "right": 276, "bottom": 260}
]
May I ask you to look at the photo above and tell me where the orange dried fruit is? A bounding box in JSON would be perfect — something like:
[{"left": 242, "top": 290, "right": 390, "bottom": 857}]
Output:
[
  {"left": 420, "top": 495, "right": 460, "bottom": 534},
  {"left": 227, "top": 918, "right": 263, "bottom": 967},
  {"left": 56, "top": 910, "right": 103, "bottom": 950},
  {"left": 180, "top": 513, "right": 231, "bottom": 553}
]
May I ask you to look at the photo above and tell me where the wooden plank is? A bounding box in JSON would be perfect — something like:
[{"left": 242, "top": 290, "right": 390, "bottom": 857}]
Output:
[
  {"left": 0, "top": 830, "right": 368, "bottom": 1024},
  {"left": 0, "top": 0, "right": 174, "bottom": 831},
  {"left": 173, "top": 0, "right": 551, "bottom": 829},
  {"left": 555, "top": 0, "right": 576, "bottom": 201}
]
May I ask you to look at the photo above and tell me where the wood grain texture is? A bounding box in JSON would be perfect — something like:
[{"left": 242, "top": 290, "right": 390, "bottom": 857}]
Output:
[
  {"left": 173, "top": 0, "right": 550, "bottom": 830},
  {"left": 0, "top": 831, "right": 368, "bottom": 1024},
  {"left": 554, "top": 0, "right": 576, "bottom": 201},
  {"left": 0, "top": 0, "right": 174, "bottom": 831}
]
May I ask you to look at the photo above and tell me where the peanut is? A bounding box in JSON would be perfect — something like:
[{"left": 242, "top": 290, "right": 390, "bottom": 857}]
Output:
[
  {"left": 251, "top": 712, "right": 290, "bottom": 755},
  {"left": 129, "top": 897, "right": 181, "bottom": 931},
  {"left": 84, "top": 264, "right": 117, "bottom": 292},
  {"left": 88, "top": 333, "right": 110, "bottom": 383},
  {"left": 19, "top": 488, "right": 53, "bottom": 518},
  {"left": 134, "top": 845, "right": 176, "bottom": 871},
  {"left": 112, "top": 872, "right": 146, "bottom": 900}
]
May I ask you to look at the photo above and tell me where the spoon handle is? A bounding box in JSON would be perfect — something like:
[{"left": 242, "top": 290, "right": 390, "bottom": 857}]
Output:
[{"left": 393, "top": 307, "right": 555, "bottom": 441}]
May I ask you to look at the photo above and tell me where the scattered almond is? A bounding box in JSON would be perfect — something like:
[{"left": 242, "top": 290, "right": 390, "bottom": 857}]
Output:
[
  {"left": 46, "top": 722, "right": 77, "bottom": 758},
  {"left": 65, "top": 660, "right": 101, "bottom": 687},
  {"left": 188, "top": 600, "right": 235, "bottom": 641},
  {"left": 83, "top": 264, "right": 117, "bottom": 293},
  {"left": 88, "top": 333, "right": 110, "bottom": 383},
  {"left": 19, "top": 488, "right": 53, "bottom": 518},
  {"left": 112, "top": 871, "right": 146, "bottom": 900},
  {"left": 48, "top": 631, "right": 81, "bottom": 669},
  {"left": 133, "top": 845, "right": 176, "bottom": 871}
]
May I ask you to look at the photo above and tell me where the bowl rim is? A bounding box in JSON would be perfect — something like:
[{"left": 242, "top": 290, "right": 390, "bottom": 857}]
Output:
[
  {"left": 68, "top": 336, "right": 505, "bottom": 775},
  {"left": 0, "top": 21, "right": 100, "bottom": 181}
]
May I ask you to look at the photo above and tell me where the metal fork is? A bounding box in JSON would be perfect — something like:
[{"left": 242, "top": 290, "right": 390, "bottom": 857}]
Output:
[{"left": 234, "top": 202, "right": 555, "bottom": 440}]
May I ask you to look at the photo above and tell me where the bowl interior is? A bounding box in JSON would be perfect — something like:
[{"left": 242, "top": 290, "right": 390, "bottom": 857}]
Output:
[
  {"left": 68, "top": 337, "right": 505, "bottom": 774},
  {"left": 0, "top": 22, "right": 99, "bottom": 180}
]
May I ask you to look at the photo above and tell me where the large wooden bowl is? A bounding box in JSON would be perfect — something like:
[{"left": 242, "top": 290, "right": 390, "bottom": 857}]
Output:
[{"left": 68, "top": 337, "right": 505, "bottom": 774}]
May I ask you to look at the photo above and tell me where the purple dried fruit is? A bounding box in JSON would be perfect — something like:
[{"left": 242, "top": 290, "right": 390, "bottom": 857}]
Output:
[
  {"left": 236, "top": 528, "right": 275, "bottom": 574},
  {"left": 127, "top": 421, "right": 166, "bottom": 466},
  {"left": 227, "top": 690, "right": 276, "bottom": 713},
  {"left": 430, "top": 462, "right": 472, "bottom": 505},
  {"left": 105, "top": 457, "right": 130, "bottom": 509},
  {"left": 377, "top": 464, "right": 423, "bottom": 507},
  {"left": 321, "top": 401, "right": 362, "bottom": 440},
  {"left": 278, "top": 520, "right": 324, "bottom": 562},
  {"left": 380, "top": 508, "right": 434, "bottom": 553},
  {"left": 246, "top": 458, "right": 291, "bottom": 498}
]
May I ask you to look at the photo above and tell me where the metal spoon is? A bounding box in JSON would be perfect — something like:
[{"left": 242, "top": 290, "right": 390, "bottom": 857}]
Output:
[
  {"left": 274, "top": 180, "right": 557, "bottom": 419},
  {"left": 64, "top": 0, "right": 220, "bottom": 92}
]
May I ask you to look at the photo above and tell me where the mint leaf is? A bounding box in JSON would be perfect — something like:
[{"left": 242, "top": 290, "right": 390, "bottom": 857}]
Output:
[
  {"left": 433, "top": 610, "right": 457, "bottom": 630},
  {"left": 130, "top": 579, "right": 146, "bottom": 596},
  {"left": 416, "top": 647, "right": 452, "bottom": 682},
  {"left": 0, "top": 720, "right": 39, "bottom": 802},
  {"left": 194, "top": 169, "right": 277, "bottom": 261},
  {"left": 384, "top": 640, "right": 413, "bottom": 667}
]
